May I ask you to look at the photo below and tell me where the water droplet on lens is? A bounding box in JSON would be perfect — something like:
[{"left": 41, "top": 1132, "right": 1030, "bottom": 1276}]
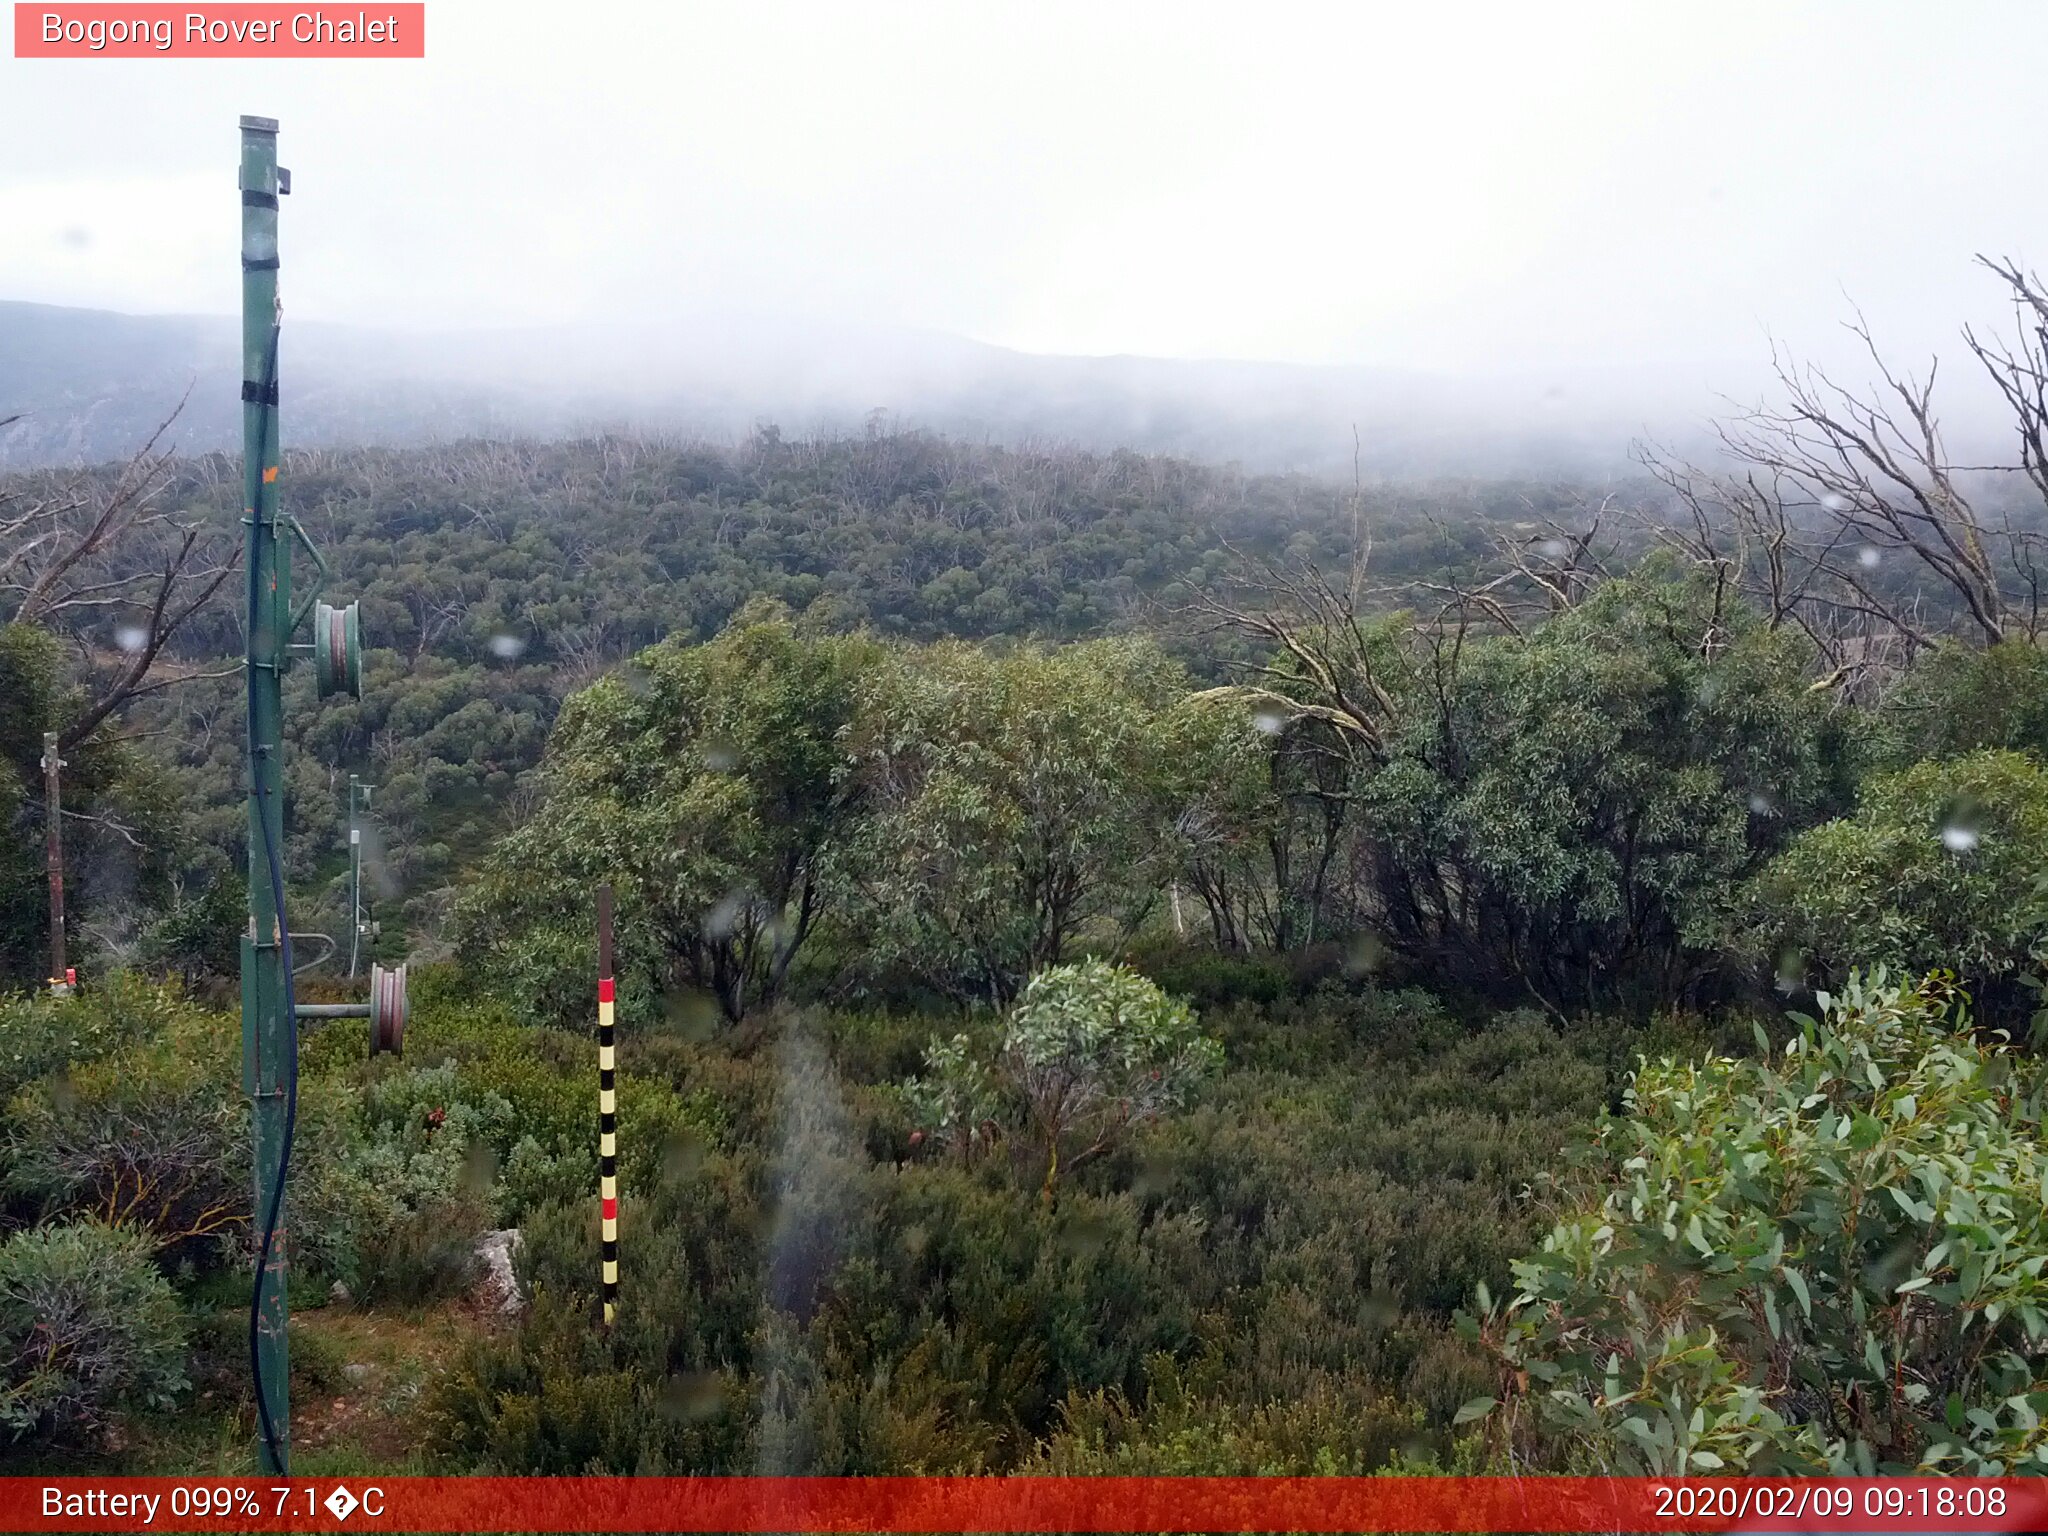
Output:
[
  {"left": 1941, "top": 825, "right": 1980, "bottom": 853},
  {"left": 1344, "top": 932, "right": 1388, "bottom": 976},
  {"left": 663, "top": 987, "right": 722, "bottom": 1042},
  {"left": 659, "top": 1370, "right": 726, "bottom": 1423},
  {"left": 487, "top": 633, "right": 526, "bottom": 660},
  {"left": 460, "top": 1140, "right": 499, "bottom": 1195},
  {"left": 704, "top": 888, "right": 752, "bottom": 940},
  {"left": 115, "top": 625, "right": 148, "bottom": 652},
  {"left": 1858, "top": 546, "right": 1882, "bottom": 570},
  {"left": 661, "top": 1128, "right": 707, "bottom": 1181}
]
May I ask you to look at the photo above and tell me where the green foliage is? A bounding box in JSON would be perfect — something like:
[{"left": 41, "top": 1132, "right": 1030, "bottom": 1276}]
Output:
[
  {"left": 0, "top": 972, "right": 181, "bottom": 1104},
  {"left": 1031, "top": 1353, "right": 1425, "bottom": 1474},
  {"left": 1752, "top": 750, "right": 2048, "bottom": 1009},
  {"left": 1479, "top": 973, "right": 2048, "bottom": 1473},
  {"left": 1164, "top": 693, "right": 1359, "bottom": 954},
  {"left": 425, "top": 974, "right": 1625, "bottom": 1475},
  {"left": 135, "top": 865, "right": 245, "bottom": 990},
  {"left": 842, "top": 638, "right": 1191, "bottom": 1001},
  {"left": 91, "top": 430, "right": 1524, "bottom": 958},
  {"left": 0, "top": 1221, "right": 189, "bottom": 1445},
  {"left": 901, "top": 1032, "right": 1003, "bottom": 1161},
  {"left": 0, "top": 624, "right": 188, "bottom": 986},
  {"left": 457, "top": 603, "right": 881, "bottom": 1024},
  {"left": 1123, "top": 942, "right": 1297, "bottom": 1009},
  {"left": 31, "top": 423, "right": 2048, "bottom": 1479},
  {"left": 1006, "top": 960, "right": 1220, "bottom": 1195},
  {"left": 1357, "top": 575, "right": 1857, "bottom": 1010},
  {"left": 3, "top": 1003, "right": 248, "bottom": 1256},
  {"left": 1877, "top": 640, "right": 2048, "bottom": 764},
  {"left": 906, "top": 960, "right": 1221, "bottom": 1196},
  {"left": 0, "top": 986, "right": 368, "bottom": 1283}
]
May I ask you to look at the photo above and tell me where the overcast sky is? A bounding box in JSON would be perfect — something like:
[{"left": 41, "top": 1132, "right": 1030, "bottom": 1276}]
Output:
[{"left": 4, "top": 0, "right": 2046, "bottom": 385}]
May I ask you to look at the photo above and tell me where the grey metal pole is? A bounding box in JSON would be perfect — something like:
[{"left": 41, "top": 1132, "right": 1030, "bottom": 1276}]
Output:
[
  {"left": 42, "top": 732, "right": 67, "bottom": 995},
  {"left": 347, "top": 775, "right": 373, "bottom": 977},
  {"left": 348, "top": 775, "right": 362, "bottom": 978}
]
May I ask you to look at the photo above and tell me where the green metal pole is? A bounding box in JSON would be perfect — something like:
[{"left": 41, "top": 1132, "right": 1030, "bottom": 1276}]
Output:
[{"left": 238, "top": 112, "right": 291, "bottom": 1476}]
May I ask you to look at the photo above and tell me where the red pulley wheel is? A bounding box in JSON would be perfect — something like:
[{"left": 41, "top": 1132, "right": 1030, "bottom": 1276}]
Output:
[{"left": 368, "top": 961, "right": 407, "bottom": 1056}]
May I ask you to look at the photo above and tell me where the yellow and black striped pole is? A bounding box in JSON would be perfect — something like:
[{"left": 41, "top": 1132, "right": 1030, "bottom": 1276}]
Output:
[{"left": 597, "top": 883, "right": 619, "bottom": 1326}]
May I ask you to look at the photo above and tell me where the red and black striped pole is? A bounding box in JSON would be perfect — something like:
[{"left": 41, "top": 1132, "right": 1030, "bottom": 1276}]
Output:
[{"left": 597, "top": 883, "right": 619, "bottom": 1326}]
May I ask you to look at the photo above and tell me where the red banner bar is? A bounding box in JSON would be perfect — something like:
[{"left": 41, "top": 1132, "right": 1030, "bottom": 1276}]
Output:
[
  {"left": 13, "top": 5, "right": 424, "bottom": 58},
  {"left": 6, "top": 1477, "right": 2046, "bottom": 1533}
]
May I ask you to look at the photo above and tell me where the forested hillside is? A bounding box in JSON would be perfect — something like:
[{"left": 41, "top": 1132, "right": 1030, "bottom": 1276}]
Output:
[
  {"left": 10, "top": 263, "right": 2048, "bottom": 1479},
  {"left": 4, "top": 429, "right": 1568, "bottom": 970}
]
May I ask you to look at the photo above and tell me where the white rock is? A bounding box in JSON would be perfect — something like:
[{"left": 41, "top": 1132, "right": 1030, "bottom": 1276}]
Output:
[{"left": 474, "top": 1228, "right": 525, "bottom": 1314}]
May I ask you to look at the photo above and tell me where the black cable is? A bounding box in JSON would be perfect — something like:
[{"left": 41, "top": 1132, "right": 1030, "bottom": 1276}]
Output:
[{"left": 244, "top": 320, "right": 298, "bottom": 1473}]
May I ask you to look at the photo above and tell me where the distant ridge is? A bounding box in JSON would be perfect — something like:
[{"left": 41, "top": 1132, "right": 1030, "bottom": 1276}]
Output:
[{"left": 0, "top": 299, "right": 1715, "bottom": 478}]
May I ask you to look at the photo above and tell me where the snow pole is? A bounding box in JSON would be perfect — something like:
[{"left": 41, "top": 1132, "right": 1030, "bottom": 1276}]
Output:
[{"left": 597, "top": 883, "right": 619, "bottom": 1325}]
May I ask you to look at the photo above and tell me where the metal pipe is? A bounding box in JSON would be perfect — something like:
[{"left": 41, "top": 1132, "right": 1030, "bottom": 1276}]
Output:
[
  {"left": 238, "top": 111, "right": 291, "bottom": 1476},
  {"left": 347, "top": 774, "right": 368, "bottom": 977},
  {"left": 293, "top": 1003, "right": 370, "bottom": 1019},
  {"left": 42, "top": 732, "right": 66, "bottom": 994}
]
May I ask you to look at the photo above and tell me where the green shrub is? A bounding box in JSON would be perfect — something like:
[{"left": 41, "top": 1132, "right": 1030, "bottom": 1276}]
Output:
[
  {"left": 136, "top": 867, "right": 245, "bottom": 989},
  {"left": 0, "top": 1222, "right": 188, "bottom": 1445},
  {"left": 425, "top": 1185, "right": 758, "bottom": 1472},
  {"left": 426, "top": 968, "right": 1647, "bottom": 1477},
  {"left": 5, "top": 999, "right": 372, "bottom": 1282},
  {"left": 0, "top": 973, "right": 187, "bottom": 1104},
  {"left": 1751, "top": 750, "right": 2048, "bottom": 1010},
  {"left": 1031, "top": 1353, "right": 1425, "bottom": 1473},
  {"left": 1878, "top": 641, "right": 2048, "bottom": 765},
  {"left": 4, "top": 1014, "right": 247, "bottom": 1257},
  {"left": 499, "top": 1136, "right": 597, "bottom": 1221},
  {"left": 454, "top": 607, "right": 883, "bottom": 1026},
  {"left": 906, "top": 959, "right": 1221, "bottom": 1197},
  {"left": 1354, "top": 574, "right": 1858, "bottom": 1012},
  {"left": 352, "top": 1190, "right": 492, "bottom": 1306},
  {"left": 325, "top": 1060, "right": 510, "bottom": 1302},
  {"left": 1476, "top": 972, "right": 2048, "bottom": 1474},
  {"left": 838, "top": 637, "right": 1193, "bottom": 1003},
  {"left": 1123, "top": 944, "right": 1292, "bottom": 1009}
]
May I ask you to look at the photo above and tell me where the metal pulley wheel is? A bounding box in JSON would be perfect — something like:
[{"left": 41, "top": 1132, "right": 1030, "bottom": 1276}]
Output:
[
  {"left": 368, "top": 961, "right": 407, "bottom": 1056},
  {"left": 313, "top": 599, "right": 363, "bottom": 699}
]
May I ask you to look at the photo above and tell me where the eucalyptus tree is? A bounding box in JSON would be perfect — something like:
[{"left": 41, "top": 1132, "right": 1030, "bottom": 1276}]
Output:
[{"left": 458, "top": 601, "right": 881, "bottom": 1024}]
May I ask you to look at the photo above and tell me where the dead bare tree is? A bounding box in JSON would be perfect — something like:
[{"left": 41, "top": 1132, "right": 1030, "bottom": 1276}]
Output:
[
  {"left": 1637, "top": 256, "right": 2048, "bottom": 689},
  {"left": 404, "top": 586, "right": 473, "bottom": 662},
  {"left": 1183, "top": 538, "right": 1406, "bottom": 764},
  {"left": 1966, "top": 254, "right": 2048, "bottom": 601},
  {"left": 0, "top": 401, "right": 238, "bottom": 748},
  {"left": 550, "top": 621, "right": 619, "bottom": 694},
  {"left": 1634, "top": 445, "right": 1918, "bottom": 694}
]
